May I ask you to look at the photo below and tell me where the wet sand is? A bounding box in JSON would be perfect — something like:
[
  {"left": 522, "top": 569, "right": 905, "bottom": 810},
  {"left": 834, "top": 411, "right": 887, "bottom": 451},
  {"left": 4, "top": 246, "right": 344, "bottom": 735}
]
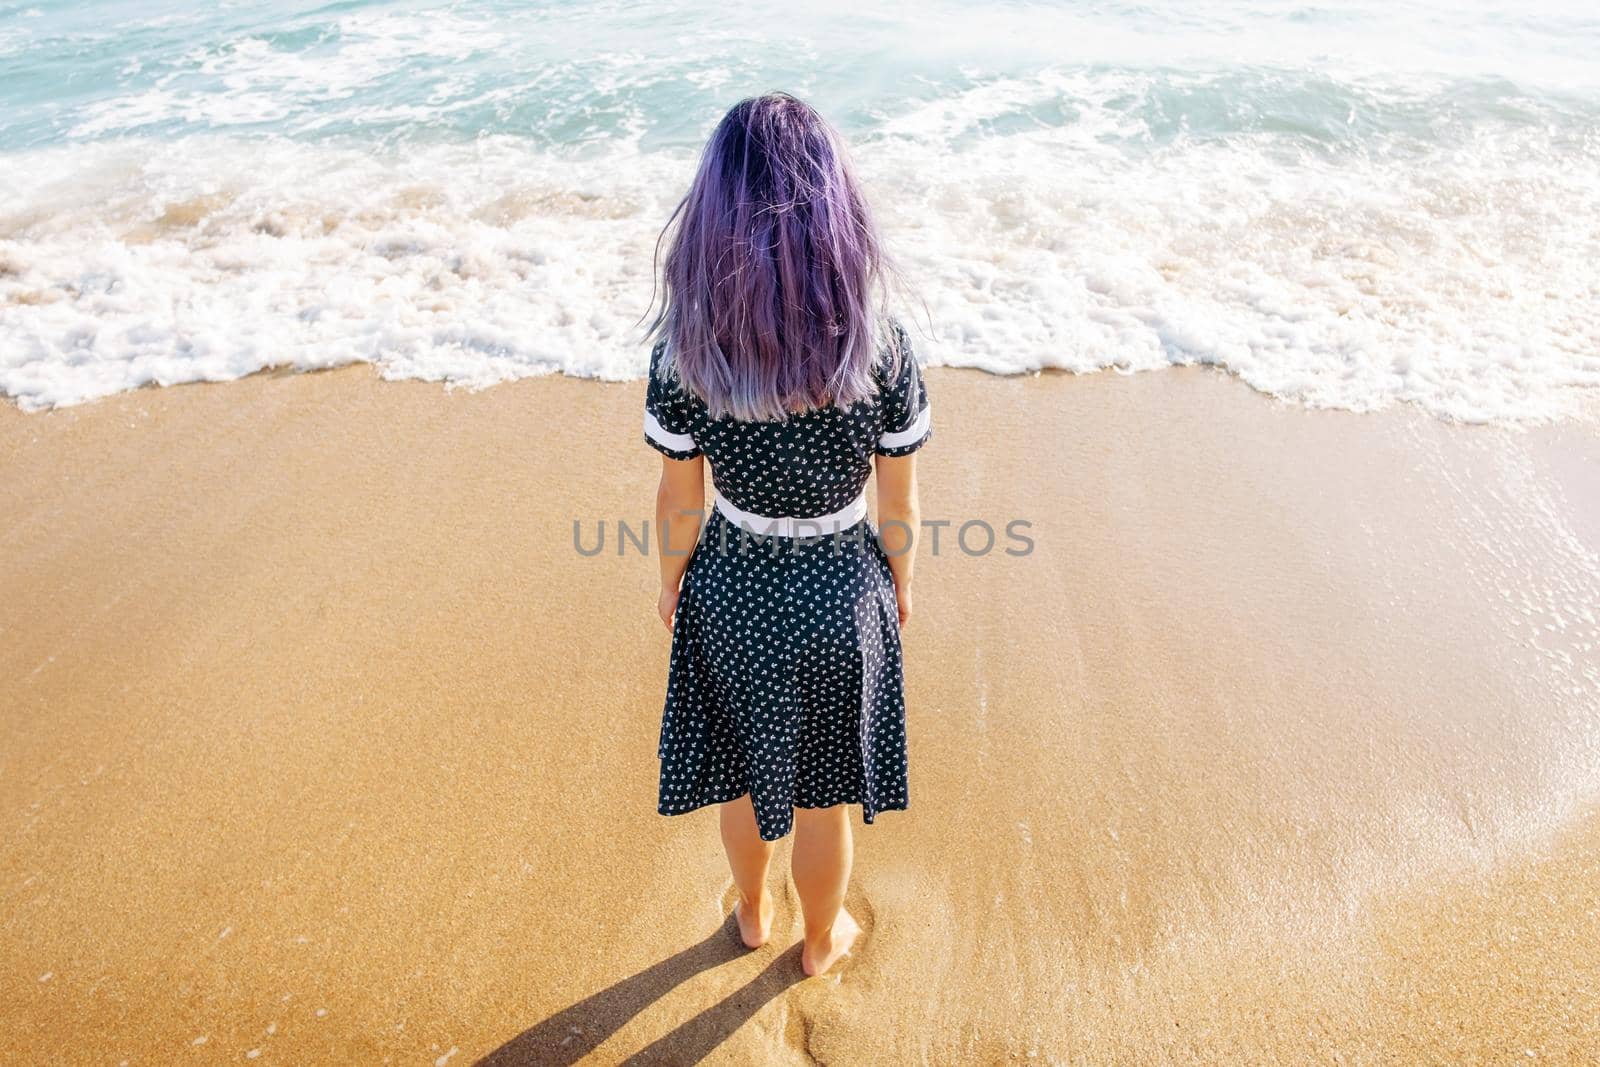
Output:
[{"left": 2, "top": 364, "right": 1598, "bottom": 1064}]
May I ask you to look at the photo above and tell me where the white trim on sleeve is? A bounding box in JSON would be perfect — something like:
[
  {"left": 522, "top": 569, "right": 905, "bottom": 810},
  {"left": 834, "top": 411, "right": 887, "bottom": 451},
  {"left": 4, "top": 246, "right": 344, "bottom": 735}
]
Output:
[
  {"left": 878, "top": 404, "right": 930, "bottom": 449},
  {"left": 644, "top": 409, "right": 697, "bottom": 452}
]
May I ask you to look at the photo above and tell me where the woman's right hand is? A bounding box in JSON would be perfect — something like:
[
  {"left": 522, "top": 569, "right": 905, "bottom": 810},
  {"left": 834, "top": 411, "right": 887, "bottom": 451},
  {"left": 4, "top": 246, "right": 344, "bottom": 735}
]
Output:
[{"left": 893, "top": 580, "right": 912, "bottom": 627}]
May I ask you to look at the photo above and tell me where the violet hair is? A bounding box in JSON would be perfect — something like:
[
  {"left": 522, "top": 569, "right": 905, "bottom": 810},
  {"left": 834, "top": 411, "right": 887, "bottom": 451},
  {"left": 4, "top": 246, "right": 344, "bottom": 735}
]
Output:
[{"left": 642, "top": 92, "right": 907, "bottom": 422}]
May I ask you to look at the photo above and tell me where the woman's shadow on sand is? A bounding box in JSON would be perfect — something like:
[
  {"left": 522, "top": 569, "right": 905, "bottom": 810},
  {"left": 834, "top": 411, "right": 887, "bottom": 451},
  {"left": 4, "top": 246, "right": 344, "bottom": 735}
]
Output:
[{"left": 474, "top": 911, "right": 809, "bottom": 1066}]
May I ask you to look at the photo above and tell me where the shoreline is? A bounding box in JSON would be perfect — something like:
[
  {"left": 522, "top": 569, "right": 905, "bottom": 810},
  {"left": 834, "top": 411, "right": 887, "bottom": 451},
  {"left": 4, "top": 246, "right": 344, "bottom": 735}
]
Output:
[
  {"left": 3, "top": 363, "right": 1597, "bottom": 1063},
  {"left": 7, "top": 358, "right": 1600, "bottom": 431}
]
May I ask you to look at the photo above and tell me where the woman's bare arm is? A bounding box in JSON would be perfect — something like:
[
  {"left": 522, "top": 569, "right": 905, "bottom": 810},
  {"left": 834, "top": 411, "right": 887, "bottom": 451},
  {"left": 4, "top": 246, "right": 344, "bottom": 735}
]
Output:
[
  {"left": 655, "top": 452, "right": 706, "bottom": 628},
  {"left": 873, "top": 452, "right": 919, "bottom": 626}
]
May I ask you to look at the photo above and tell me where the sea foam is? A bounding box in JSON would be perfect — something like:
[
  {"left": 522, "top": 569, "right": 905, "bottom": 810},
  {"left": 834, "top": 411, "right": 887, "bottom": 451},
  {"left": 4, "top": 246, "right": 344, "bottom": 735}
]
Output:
[{"left": 1, "top": 1, "right": 1597, "bottom": 421}]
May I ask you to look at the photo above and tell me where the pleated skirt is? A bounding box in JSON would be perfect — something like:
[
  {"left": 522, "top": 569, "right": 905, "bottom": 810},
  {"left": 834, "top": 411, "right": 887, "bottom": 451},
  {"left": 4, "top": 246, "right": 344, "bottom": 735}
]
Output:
[{"left": 656, "top": 509, "right": 910, "bottom": 842}]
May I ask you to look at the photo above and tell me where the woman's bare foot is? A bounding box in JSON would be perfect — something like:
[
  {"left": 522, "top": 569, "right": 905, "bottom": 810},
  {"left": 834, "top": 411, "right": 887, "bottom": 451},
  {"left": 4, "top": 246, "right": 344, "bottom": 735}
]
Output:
[
  {"left": 733, "top": 893, "right": 773, "bottom": 949},
  {"left": 801, "top": 907, "right": 861, "bottom": 976}
]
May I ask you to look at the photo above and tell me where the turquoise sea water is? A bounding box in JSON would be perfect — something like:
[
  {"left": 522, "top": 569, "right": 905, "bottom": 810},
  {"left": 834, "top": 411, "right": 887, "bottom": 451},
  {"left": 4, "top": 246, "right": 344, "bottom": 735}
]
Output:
[{"left": 1, "top": 0, "right": 1597, "bottom": 417}]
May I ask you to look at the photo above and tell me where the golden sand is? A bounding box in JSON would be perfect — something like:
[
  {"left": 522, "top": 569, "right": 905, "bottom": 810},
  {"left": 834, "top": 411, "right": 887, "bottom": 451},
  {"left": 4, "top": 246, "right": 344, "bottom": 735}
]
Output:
[{"left": 2, "top": 365, "right": 1597, "bottom": 1064}]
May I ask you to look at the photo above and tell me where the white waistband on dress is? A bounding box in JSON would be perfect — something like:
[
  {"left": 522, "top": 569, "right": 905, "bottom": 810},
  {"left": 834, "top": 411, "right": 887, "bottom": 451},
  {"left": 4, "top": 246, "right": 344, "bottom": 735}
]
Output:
[{"left": 712, "top": 487, "right": 868, "bottom": 538}]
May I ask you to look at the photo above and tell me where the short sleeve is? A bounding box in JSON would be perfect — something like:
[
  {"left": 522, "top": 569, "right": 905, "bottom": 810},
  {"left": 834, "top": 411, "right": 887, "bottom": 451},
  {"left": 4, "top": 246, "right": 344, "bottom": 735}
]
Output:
[
  {"left": 874, "top": 320, "right": 931, "bottom": 456},
  {"left": 643, "top": 337, "right": 702, "bottom": 460}
]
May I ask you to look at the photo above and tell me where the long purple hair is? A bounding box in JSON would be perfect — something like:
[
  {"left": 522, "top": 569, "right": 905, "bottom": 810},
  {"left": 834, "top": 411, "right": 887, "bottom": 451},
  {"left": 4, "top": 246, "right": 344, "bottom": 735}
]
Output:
[{"left": 643, "top": 92, "right": 904, "bottom": 422}]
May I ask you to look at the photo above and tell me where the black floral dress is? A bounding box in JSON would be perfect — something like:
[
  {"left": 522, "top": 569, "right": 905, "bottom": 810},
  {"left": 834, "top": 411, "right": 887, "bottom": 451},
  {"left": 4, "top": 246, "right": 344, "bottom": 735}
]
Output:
[{"left": 643, "top": 319, "right": 932, "bottom": 842}]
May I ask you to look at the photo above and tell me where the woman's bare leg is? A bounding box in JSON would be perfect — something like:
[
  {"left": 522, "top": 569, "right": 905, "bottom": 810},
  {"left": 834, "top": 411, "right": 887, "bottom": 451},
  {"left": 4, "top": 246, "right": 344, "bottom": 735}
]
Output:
[
  {"left": 719, "top": 793, "right": 775, "bottom": 948},
  {"left": 791, "top": 804, "right": 861, "bottom": 976}
]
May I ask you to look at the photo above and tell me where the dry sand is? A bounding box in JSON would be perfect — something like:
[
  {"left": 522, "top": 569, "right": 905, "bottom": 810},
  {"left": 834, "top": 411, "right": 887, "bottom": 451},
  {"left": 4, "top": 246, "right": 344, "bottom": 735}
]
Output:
[{"left": 2, "top": 364, "right": 1598, "bottom": 1065}]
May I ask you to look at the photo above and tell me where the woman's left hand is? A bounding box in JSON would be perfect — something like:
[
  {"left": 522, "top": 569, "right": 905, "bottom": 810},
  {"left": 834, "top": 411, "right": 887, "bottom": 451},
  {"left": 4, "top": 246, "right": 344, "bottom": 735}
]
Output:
[{"left": 657, "top": 586, "right": 680, "bottom": 630}]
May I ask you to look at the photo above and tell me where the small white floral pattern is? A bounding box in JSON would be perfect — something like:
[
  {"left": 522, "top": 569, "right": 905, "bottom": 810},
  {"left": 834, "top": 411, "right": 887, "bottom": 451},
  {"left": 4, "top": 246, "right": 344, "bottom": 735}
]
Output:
[{"left": 644, "top": 320, "right": 931, "bottom": 841}]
